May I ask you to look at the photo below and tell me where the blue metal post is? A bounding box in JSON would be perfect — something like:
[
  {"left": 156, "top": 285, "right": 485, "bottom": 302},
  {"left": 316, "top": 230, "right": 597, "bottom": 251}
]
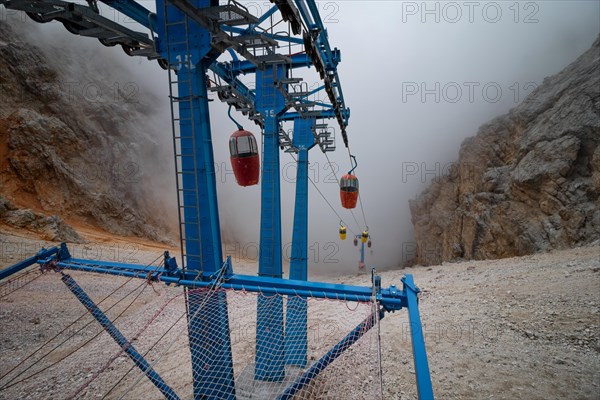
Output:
[
  {"left": 0, "top": 247, "right": 58, "bottom": 280},
  {"left": 155, "top": 2, "right": 235, "bottom": 397},
  {"left": 277, "top": 310, "right": 383, "bottom": 399},
  {"left": 175, "top": 62, "right": 224, "bottom": 273},
  {"left": 285, "top": 117, "right": 315, "bottom": 367},
  {"left": 403, "top": 274, "right": 434, "bottom": 400},
  {"left": 255, "top": 64, "right": 288, "bottom": 381},
  {"left": 360, "top": 239, "right": 365, "bottom": 270},
  {"left": 176, "top": 52, "right": 236, "bottom": 400},
  {"left": 61, "top": 274, "right": 180, "bottom": 400}
]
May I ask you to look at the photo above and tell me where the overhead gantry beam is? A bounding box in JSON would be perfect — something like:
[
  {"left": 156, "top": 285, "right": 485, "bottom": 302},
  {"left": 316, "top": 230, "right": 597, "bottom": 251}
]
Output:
[
  {"left": 20, "top": 244, "right": 408, "bottom": 310},
  {"left": 2, "top": 0, "right": 351, "bottom": 139},
  {"left": 1, "top": 0, "right": 159, "bottom": 56}
]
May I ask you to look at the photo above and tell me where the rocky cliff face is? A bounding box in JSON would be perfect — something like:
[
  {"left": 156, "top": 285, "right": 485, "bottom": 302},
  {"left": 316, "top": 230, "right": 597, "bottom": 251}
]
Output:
[
  {"left": 409, "top": 36, "right": 600, "bottom": 266},
  {"left": 0, "top": 20, "right": 176, "bottom": 242}
]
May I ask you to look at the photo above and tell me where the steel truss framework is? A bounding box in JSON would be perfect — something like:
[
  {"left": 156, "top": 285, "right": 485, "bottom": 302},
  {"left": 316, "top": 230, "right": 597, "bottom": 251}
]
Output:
[{"left": 0, "top": 0, "right": 434, "bottom": 398}]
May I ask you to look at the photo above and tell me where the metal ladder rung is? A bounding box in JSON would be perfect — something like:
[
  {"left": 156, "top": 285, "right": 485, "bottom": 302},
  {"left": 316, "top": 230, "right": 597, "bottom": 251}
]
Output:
[
  {"left": 170, "top": 96, "right": 197, "bottom": 102},
  {"left": 167, "top": 40, "right": 190, "bottom": 46},
  {"left": 277, "top": 77, "right": 303, "bottom": 85},
  {"left": 288, "top": 91, "right": 312, "bottom": 97},
  {"left": 165, "top": 20, "right": 187, "bottom": 28}
]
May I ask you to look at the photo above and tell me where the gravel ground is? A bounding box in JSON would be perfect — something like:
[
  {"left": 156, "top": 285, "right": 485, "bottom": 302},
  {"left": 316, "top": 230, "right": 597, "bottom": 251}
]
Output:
[{"left": 1, "top": 229, "right": 599, "bottom": 399}]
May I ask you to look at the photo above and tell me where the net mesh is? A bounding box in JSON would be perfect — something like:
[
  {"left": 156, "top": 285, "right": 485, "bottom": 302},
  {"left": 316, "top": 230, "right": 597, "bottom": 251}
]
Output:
[
  {"left": 0, "top": 272, "right": 383, "bottom": 399},
  {"left": 0, "top": 268, "right": 44, "bottom": 299}
]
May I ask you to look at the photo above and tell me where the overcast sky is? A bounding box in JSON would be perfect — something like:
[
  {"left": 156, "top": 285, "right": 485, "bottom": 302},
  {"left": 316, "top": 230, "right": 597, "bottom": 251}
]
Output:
[
  {"left": 223, "top": 1, "right": 600, "bottom": 273},
  {"left": 10, "top": 1, "right": 600, "bottom": 274}
]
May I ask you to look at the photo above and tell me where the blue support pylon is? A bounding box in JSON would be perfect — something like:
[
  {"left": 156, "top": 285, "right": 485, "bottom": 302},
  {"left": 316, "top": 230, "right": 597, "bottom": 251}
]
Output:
[
  {"left": 285, "top": 117, "right": 316, "bottom": 367},
  {"left": 403, "top": 274, "right": 434, "bottom": 400},
  {"left": 255, "top": 64, "right": 288, "bottom": 381},
  {"left": 360, "top": 239, "right": 366, "bottom": 270},
  {"left": 155, "top": 1, "right": 235, "bottom": 397},
  {"left": 175, "top": 62, "right": 225, "bottom": 272},
  {"left": 177, "top": 60, "right": 236, "bottom": 400}
]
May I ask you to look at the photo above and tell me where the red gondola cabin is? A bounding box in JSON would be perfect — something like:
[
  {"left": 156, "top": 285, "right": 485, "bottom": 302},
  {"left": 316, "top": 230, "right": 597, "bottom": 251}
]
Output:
[
  {"left": 229, "top": 130, "right": 259, "bottom": 186},
  {"left": 340, "top": 173, "right": 359, "bottom": 209}
]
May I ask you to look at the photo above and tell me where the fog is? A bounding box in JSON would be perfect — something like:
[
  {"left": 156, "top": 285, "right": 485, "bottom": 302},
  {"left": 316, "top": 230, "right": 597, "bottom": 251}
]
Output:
[
  {"left": 7, "top": 1, "right": 599, "bottom": 273},
  {"left": 6, "top": 12, "right": 179, "bottom": 237}
]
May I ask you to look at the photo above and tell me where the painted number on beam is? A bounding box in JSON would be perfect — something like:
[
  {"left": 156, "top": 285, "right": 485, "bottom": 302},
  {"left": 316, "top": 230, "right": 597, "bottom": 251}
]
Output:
[{"left": 175, "top": 54, "right": 196, "bottom": 71}]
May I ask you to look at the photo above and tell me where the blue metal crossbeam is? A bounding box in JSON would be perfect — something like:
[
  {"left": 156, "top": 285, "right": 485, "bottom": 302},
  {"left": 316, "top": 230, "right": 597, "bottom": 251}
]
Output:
[
  {"left": 223, "top": 25, "right": 304, "bottom": 45},
  {"left": 0, "top": 247, "right": 58, "bottom": 280},
  {"left": 30, "top": 249, "right": 407, "bottom": 310},
  {"left": 221, "top": 53, "right": 332, "bottom": 75},
  {"left": 298, "top": 0, "right": 337, "bottom": 68},
  {"left": 281, "top": 108, "right": 349, "bottom": 121}
]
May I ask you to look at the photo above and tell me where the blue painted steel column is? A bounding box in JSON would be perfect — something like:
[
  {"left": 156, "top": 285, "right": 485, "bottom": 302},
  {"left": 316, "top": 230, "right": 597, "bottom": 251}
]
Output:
[
  {"left": 155, "top": 2, "right": 235, "bottom": 397},
  {"left": 177, "top": 62, "right": 224, "bottom": 273},
  {"left": 403, "top": 274, "right": 434, "bottom": 400},
  {"left": 285, "top": 117, "right": 315, "bottom": 367},
  {"left": 61, "top": 274, "right": 180, "bottom": 400},
  {"left": 0, "top": 247, "right": 58, "bottom": 280},
  {"left": 176, "top": 53, "right": 236, "bottom": 400},
  {"left": 255, "top": 64, "right": 287, "bottom": 381},
  {"left": 360, "top": 240, "right": 365, "bottom": 268}
]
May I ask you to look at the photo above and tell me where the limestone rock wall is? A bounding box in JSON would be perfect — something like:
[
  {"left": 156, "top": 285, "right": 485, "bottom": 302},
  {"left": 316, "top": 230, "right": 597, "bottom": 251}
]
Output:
[{"left": 409, "top": 37, "right": 600, "bottom": 265}]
